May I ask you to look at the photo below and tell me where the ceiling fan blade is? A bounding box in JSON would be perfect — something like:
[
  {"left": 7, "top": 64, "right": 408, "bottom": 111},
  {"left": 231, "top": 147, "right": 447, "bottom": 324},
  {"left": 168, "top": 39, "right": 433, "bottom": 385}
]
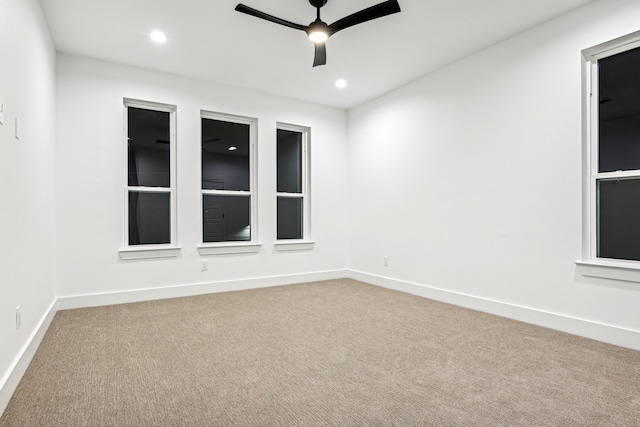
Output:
[
  {"left": 313, "top": 43, "right": 327, "bottom": 67},
  {"left": 328, "top": 0, "right": 400, "bottom": 35},
  {"left": 235, "top": 4, "right": 307, "bottom": 31}
]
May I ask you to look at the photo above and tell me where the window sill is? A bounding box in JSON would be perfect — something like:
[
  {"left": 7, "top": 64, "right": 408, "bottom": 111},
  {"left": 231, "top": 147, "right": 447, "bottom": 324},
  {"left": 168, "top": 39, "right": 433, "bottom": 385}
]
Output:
[
  {"left": 274, "top": 240, "right": 315, "bottom": 251},
  {"left": 198, "top": 243, "right": 262, "bottom": 256},
  {"left": 575, "top": 260, "right": 640, "bottom": 283},
  {"left": 119, "top": 246, "right": 181, "bottom": 260}
]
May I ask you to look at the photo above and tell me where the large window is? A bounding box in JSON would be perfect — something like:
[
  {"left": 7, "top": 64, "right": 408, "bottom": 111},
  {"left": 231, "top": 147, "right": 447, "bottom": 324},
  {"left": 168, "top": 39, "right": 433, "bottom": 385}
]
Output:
[
  {"left": 124, "top": 99, "right": 176, "bottom": 251},
  {"left": 583, "top": 32, "right": 640, "bottom": 265},
  {"left": 201, "top": 112, "right": 257, "bottom": 247},
  {"left": 276, "top": 123, "right": 310, "bottom": 243}
]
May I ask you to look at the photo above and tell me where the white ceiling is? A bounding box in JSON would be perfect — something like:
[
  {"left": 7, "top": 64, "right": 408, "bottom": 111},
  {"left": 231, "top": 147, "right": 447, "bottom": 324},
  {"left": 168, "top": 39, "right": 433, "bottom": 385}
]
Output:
[{"left": 39, "top": 0, "right": 594, "bottom": 110}]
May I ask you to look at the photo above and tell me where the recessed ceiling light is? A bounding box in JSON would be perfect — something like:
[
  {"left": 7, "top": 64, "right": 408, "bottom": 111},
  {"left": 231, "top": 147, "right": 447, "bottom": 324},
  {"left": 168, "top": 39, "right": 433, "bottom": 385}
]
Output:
[
  {"left": 150, "top": 31, "right": 167, "bottom": 44},
  {"left": 335, "top": 79, "right": 348, "bottom": 89},
  {"left": 228, "top": 146, "right": 237, "bottom": 151}
]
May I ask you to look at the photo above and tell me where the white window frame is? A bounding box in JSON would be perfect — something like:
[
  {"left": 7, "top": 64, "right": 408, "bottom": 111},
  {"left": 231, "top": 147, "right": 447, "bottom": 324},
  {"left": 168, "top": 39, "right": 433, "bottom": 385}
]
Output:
[
  {"left": 577, "top": 30, "right": 640, "bottom": 282},
  {"left": 119, "top": 99, "right": 180, "bottom": 260},
  {"left": 275, "top": 122, "right": 313, "bottom": 251},
  {"left": 198, "top": 111, "right": 260, "bottom": 256}
]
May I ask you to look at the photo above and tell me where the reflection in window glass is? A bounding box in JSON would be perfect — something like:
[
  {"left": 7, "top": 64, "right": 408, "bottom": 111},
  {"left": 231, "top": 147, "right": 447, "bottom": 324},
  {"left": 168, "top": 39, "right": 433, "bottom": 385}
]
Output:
[
  {"left": 202, "top": 118, "right": 250, "bottom": 191},
  {"left": 128, "top": 192, "right": 171, "bottom": 245},
  {"left": 598, "top": 46, "right": 640, "bottom": 173},
  {"left": 203, "top": 195, "right": 251, "bottom": 243},
  {"left": 128, "top": 108, "right": 170, "bottom": 187},
  {"left": 277, "top": 129, "right": 302, "bottom": 193},
  {"left": 277, "top": 197, "right": 303, "bottom": 240},
  {"left": 597, "top": 178, "right": 640, "bottom": 261}
]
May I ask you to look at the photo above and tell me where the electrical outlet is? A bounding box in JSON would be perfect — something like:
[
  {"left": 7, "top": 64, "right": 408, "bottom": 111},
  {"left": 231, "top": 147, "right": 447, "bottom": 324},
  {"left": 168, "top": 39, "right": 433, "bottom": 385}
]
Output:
[
  {"left": 201, "top": 260, "right": 208, "bottom": 271},
  {"left": 384, "top": 256, "right": 389, "bottom": 267},
  {"left": 16, "top": 306, "right": 21, "bottom": 330}
]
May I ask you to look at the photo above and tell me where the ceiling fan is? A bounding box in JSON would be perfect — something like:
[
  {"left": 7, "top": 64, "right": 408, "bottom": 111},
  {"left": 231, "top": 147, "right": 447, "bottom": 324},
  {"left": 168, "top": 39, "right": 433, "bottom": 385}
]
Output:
[{"left": 235, "top": 0, "right": 401, "bottom": 67}]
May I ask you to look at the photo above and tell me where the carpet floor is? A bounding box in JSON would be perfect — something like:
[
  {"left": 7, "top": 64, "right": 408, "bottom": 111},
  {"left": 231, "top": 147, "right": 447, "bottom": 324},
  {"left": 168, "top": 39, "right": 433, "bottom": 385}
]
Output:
[{"left": 1, "top": 279, "right": 639, "bottom": 426}]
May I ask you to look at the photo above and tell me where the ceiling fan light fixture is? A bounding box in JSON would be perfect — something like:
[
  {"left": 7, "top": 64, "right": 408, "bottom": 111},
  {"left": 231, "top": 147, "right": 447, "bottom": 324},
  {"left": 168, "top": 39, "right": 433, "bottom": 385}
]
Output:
[
  {"left": 309, "top": 31, "right": 328, "bottom": 43},
  {"left": 307, "top": 19, "right": 328, "bottom": 43}
]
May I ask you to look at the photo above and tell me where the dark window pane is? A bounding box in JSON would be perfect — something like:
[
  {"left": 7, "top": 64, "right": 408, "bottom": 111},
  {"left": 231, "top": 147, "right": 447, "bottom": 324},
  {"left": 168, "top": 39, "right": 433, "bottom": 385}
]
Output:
[
  {"left": 277, "top": 197, "right": 303, "bottom": 240},
  {"left": 277, "top": 129, "right": 302, "bottom": 193},
  {"left": 597, "top": 178, "right": 640, "bottom": 261},
  {"left": 598, "top": 46, "right": 640, "bottom": 172},
  {"left": 128, "top": 107, "right": 171, "bottom": 187},
  {"left": 203, "top": 195, "right": 250, "bottom": 242},
  {"left": 202, "top": 118, "right": 250, "bottom": 191},
  {"left": 129, "top": 192, "right": 170, "bottom": 245}
]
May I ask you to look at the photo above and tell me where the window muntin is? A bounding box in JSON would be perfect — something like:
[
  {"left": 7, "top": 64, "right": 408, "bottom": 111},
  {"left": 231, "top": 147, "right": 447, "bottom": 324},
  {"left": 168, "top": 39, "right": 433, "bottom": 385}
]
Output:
[
  {"left": 201, "top": 112, "right": 256, "bottom": 244},
  {"left": 276, "top": 124, "right": 310, "bottom": 241},
  {"left": 124, "top": 100, "right": 176, "bottom": 248},
  {"left": 584, "top": 33, "right": 640, "bottom": 264}
]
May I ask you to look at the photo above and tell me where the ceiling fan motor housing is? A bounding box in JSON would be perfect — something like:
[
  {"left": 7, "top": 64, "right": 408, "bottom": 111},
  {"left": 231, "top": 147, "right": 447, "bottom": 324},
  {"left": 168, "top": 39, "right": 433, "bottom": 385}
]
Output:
[{"left": 309, "top": 0, "right": 328, "bottom": 8}]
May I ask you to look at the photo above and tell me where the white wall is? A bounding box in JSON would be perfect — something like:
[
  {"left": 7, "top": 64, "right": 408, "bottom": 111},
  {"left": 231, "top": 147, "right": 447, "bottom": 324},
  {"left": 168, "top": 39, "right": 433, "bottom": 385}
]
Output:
[
  {"left": 347, "top": 0, "right": 640, "bottom": 347},
  {"left": 55, "top": 54, "right": 348, "bottom": 301},
  {"left": 0, "top": 0, "right": 57, "bottom": 409}
]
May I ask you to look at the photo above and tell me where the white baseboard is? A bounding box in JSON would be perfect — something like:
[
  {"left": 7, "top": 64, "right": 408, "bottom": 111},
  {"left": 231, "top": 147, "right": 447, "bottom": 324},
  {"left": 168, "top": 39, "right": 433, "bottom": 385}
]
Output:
[
  {"left": 0, "top": 299, "right": 57, "bottom": 417},
  {"left": 57, "top": 269, "right": 349, "bottom": 310},
  {"left": 349, "top": 270, "right": 640, "bottom": 351}
]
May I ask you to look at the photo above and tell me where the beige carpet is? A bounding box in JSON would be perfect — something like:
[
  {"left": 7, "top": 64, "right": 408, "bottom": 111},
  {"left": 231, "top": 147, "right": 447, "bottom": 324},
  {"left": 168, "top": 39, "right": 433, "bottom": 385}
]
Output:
[{"left": 1, "top": 279, "right": 639, "bottom": 426}]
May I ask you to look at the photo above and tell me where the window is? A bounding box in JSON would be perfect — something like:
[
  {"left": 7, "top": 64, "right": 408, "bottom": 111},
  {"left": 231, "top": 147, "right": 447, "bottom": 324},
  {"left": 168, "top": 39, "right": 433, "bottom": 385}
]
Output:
[
  {"left": 200, "top": 111, "right": 259, "bottom": 254},
  {"left": 121, "top": 99, "right": 178, "bottom": 258},
  {"left": 581, "top": 31, "right": 640, "bottom": 274},
  {"left": 276, "top": 123, "right": 311, "bottom": 249}
]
